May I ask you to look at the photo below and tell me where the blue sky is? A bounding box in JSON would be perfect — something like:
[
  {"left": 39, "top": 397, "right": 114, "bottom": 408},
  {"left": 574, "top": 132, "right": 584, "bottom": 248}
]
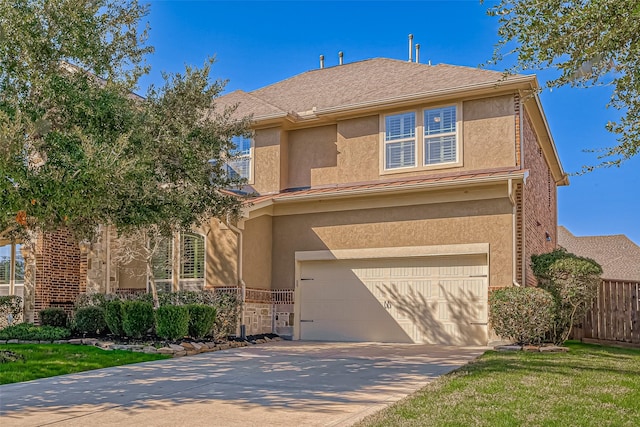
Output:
[{"left": 139, "top": 0, "right": 639, "bottom": 244}]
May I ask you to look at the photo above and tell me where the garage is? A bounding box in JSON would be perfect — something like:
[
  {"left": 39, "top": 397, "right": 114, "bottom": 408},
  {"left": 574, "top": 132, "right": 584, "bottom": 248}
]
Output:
[{"left": 298, "top": 254, "right": 488, "bottom": 345}]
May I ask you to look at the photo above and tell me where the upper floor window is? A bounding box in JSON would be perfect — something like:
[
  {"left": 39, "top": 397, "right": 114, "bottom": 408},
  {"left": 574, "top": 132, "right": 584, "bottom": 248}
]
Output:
[
  {"left": 226, "top": 136, "right": 252, "bottom": 181},
  {"left": 384, "top": 113, "right": 416, "bottom": 169},
  {"left": 383, "top": 105, "right": 460, "bottom": 172}
]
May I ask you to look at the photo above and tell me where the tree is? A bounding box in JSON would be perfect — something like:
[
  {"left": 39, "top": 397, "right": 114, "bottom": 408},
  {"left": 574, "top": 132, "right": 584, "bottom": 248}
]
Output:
[
  {"left": 531, "top": 249, "right": 603, "bottom": 344},
  {"left": 487, "top": 0, "right": 640, "bottom": 170},
  {"left": 1, "top": 1, "right": 249, "bottom": 246}
]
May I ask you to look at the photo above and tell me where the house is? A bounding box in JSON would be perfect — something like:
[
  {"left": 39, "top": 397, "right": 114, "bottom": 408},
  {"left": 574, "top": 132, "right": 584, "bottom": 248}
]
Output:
[
  {"left": 558, "top": 226, "right": 640, "bottom": 282},
  {"left": 3, "top": 58, "right": 568, "bottom": 345}
]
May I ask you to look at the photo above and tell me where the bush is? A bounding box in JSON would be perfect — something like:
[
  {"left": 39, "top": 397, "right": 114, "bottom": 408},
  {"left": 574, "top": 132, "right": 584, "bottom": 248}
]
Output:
[
  {"left": 187, "top": 304, "right": 217, "bottom": 339},
  {"left": 0, "top": 323, "right": 70, "bottom": 341},
  {"left": 155, "top": 305, "right": 190, "bottom": 340},
  {"left": 489, "top": 286, "right": 555, "bottom": 345},
  {"left": 39, "top": 307, "right": 68, "bottom": 328},
  {"left": 104, "top": 300, "right": 124, "bottom": 337},
  {"left": 211, "top": 292, "right": 241, "bottom": 339},
  {"left": 73, "top": 306, "right": 107, "bottom": 336},
  {"left": 121, "top": 301, "right": 154, "bottom": 339},
  {"left": 532, "top": 250, "right": 603, "bottom": 344},
  {"left": 0, "top": 295, "right": 23, "bottom": 328}
]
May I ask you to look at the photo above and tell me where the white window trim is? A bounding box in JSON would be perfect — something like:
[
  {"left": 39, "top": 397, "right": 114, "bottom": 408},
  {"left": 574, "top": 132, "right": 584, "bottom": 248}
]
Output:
[
  {"left": 147, "top": 231, "right": 207, "bottom": 293},
  {"left": 379, "top": 103, "right": 463, "bottom": 175},
  {"left": 227, "top": 136, "right": 255, "bottom": 185},
  {"left": 0, "top": 242, "right": 24, "bottom": 297}
]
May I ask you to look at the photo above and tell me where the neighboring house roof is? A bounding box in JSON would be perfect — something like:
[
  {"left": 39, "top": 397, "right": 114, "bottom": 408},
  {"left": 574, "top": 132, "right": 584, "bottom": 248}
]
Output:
[
  {"left": 558, "top": 226, "right": 640, "bottom": 281},
  {"left": 243, "top": 166, "right": 527, "bottom": 208}
]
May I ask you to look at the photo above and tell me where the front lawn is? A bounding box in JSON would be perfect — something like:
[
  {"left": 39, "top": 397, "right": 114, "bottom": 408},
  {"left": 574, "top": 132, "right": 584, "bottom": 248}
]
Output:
[
  {"left": 358, "top": 341, "right": 640, "bottom": 427},
  {"left": 0, "top": 344, "right": 170, "bottom": 385}
]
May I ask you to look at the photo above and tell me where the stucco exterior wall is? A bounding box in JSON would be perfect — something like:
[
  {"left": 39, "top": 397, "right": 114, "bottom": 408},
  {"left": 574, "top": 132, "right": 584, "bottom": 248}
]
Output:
[
  {"left": 522, "top": 110, "right": 557, "bottom": 285},
  {"left": 242, "top": 215, "right": 272, "bottom": 290},
  {"left": 271, "top": 197, "right": 514, "bottom": 290},
  {"left": 280, "top": 94, "right": 517, "bottom": 189},
  {"left": 252, "top": 127, "right": 282, "bottom": 194},
  {"left": 206, "top": 219, "right": 238, "bottom": 287}
]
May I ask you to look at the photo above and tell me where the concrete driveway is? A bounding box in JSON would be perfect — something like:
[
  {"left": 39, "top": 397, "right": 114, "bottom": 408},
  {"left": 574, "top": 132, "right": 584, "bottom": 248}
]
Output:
[{"left": 0, "top": 341, "right": 485, "bottom": 426}]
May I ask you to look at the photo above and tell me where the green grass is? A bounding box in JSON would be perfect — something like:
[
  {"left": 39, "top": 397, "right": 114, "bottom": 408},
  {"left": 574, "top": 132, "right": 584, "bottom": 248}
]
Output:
[
  {"left": 0, "top": 344, "right": 170, "bottom": 384},
  {"left": 357, "top": 341, "right": 640, "bottom": 427}
]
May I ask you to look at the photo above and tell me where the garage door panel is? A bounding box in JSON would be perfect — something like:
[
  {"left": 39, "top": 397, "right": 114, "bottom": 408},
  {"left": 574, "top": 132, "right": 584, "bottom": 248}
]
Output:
[{"left": 299, "top": 255, "right": 488, "bottom": 345}]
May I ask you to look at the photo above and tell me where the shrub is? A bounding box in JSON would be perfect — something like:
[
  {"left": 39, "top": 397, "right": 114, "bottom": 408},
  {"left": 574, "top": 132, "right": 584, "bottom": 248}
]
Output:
[
  {"left": 73, "top": 306, "right": 107, "bottom": 336},
  {"left": 155, "top": 305, "right": 190, "bottom": 340},
  {"left": 39, "top": 307, "right": 68, "bottom": 328},
  {"left": 0, "top": 323, "right": 70, "bottom": 341},
  {"left": 211, "top": 292, "right": 241, "bottom": 339},
  {"left": 187, "top": 304, "right": 217, "bottom": 339},
  {"left": 121, "top": 301, "right": 154, "bottom": 339},
  {"left": 489, "top": 286, "right": 555, "bottom": 345},
  {"left": 104, "top": 300, "right": 124, "bottom": 337},
  {"left": 0, "top": 295, "right": 23, "bottom": 328},
  {"left": 532, "top": 250, "right": 603, "bottom": 344}
]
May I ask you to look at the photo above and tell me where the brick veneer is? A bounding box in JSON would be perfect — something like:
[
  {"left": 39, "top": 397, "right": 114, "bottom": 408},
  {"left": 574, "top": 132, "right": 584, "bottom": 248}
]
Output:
[
  {"left": 34, "top": 229, "right": 87, "bottom": 323},
  {"left": 521, "top": 111, "right": 557, "bottom": 285}
]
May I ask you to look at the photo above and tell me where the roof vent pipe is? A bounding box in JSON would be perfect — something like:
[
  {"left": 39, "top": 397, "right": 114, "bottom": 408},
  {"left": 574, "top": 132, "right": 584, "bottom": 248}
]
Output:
[
  {"left": 408, "top": 34, "right": 413, "bottom": 62},
  {"left": 319, "top": 54, "right": 325, "bottom": 69},
  {"left": 338, "top": 51, "right": 343, "bottom": 65},
  {"left": 415, "top": 43, "right": 420, "bottom": 63}
]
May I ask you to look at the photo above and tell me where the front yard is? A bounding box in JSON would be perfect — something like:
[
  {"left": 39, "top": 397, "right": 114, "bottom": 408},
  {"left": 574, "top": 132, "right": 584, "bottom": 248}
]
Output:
[
  {"left": 358, "top": 341, "right": 640, "bottom": 427},
  {"left": 0, "top": 344, "right": 169, "bottom": 384}
]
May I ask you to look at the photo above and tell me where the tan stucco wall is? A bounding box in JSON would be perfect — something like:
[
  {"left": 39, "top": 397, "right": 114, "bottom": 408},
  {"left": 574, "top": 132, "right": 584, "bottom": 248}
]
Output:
[
  {"left": 287, "top": 124, "right": 338, "bottom": 188},
  {"left": 242, "top": 215, "right": 272, "bottom": 290},
  {"left": 206, "top": 219, "right": 238, "bottom": 287},
  {"left": 280, "top": 94, "right": 516, "bottom": 187},
  {"left": 251, "top": 127, "right": 282, "bottom": 194},
  {"left": 270, "top": 197, "right": 514, "bottom": 290}
]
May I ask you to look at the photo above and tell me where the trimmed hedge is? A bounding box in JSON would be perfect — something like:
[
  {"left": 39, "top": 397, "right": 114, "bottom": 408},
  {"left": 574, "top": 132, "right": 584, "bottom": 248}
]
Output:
[
  {"left": 489, "top": 286, "right": 555, "bottom": 345},
  {"left": 104, "top": 300, "right": 124, "bottom": 336},
  {"left": 0, "top": 323, "right": 70, "bottom": 341},
  {"left": 73, "top": 306, "right": 107, "bottom": 336},
  {"left": 121, "top": 301, "right": 154, "bottom": 339},
  {"left": 39, "top": 307, "right": 68, "bottom": 328},
  {"left": 188, "top": 304, "right": 217, "bottom": 340},
  {"left": 155, "top": 305, "right": 190, "bottom": 340}
]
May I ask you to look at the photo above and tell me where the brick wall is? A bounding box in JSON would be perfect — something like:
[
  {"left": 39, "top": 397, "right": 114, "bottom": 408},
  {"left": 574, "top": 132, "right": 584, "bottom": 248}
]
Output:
[
  {"left": 34, "top": 229, "right": 86, "bottom": 322},
  {"left": 522, "top": 111, "right": 557, "bottom": 285}
]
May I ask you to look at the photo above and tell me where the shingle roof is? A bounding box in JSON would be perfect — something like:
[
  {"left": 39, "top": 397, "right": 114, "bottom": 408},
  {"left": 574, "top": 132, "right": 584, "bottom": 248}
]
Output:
[
  {"left": 244, "top": 166, "right": 526, "bottom": 206},
  {"left": 216, "top": 58, "right": 529, "bottom": 120},
  {"left": 557, "top": 226, "right": 640, "bottom": 282}
]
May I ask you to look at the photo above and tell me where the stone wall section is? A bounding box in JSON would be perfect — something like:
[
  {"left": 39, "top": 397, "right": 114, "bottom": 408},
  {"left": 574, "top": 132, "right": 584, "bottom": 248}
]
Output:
[
  {"left": 522, "top": 111, "right": 557, "bottom": 286},
  {"left": 34, "top": 229, "right": 86, "bottom": 322}
]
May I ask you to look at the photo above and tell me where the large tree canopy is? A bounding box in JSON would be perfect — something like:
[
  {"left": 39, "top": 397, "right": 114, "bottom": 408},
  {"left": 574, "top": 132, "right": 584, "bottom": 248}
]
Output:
[
  {"left": 0, "top": 0, "right": 249, "bottom": 242},
  {"left": 487, "top": 0, "right": 640, "bottom": 170}
]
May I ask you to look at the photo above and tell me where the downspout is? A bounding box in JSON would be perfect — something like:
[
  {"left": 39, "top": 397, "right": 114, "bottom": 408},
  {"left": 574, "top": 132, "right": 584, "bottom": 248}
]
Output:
[
  {"left": 226, "top": 217, "right": 247, "bottom": 339},
  {"left": 508, "top": 179, "right": 520, "bottom": 287},
  {"left": 105, "top": 226, "right": 111, "bottom": 294},
  {"left": 519, "top": 91, "right": 527, "bottom": 286}
]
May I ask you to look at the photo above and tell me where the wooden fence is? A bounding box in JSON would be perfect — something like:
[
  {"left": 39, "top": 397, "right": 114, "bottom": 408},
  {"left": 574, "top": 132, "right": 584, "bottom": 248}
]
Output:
[{"left": 572, "top": 280, "right": 640, "bottom": 347}]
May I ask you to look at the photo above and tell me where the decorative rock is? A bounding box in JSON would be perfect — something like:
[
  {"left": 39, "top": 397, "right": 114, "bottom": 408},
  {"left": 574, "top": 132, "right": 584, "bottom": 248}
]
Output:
[
  {"left": 39, "top": 340, "right": 53, "bottom": 344},
  {"left": 54, "top": 340, "right": 69, "bottom": 344},
  {"left": 185, "top": 350, "right": 198, "bottom": 356},
  {"left": 495, "top": 345, "right": 522, "bottom": 351},
  {"left": 218, "top": 343, "right": 230, "bottom": 350},
  {"left": 273, "top": 337, "right": 282, "bottom": 342},
  {"left": 21, "top": 340, "right": 40, "bottom": 344},
  {"left": 7, "top": 339, "right": 19, "bottom": 344},
  {"left": 205, "top": 342, "right": 218, "bottom": 349},
  {"left": 174, "top": 350, "right": 186, "bottom": 357},
  {"left": 68, "top": 338, "right": 83, "bottom": 345},
  {"left": 264, "top": 337, "right": 271, "bottom": 342},
  {"left": 523, "top": 345, "right": 540, "bottom": 352},
  {"left": 539, "top": 345, "right": 569, "bottom": 353},
  {"left": 157, "top": 347, "right": 175, "bottom": 355},
  {"left": 143, "top": 346, "right": 158, "bottom": 354},
  {"left": 97, "top": 341, "right": 114, "bottom": 349},
  {"left": 83, "top": 339, "right": 99, "bottom": 346},
  {"left": 191, "top": 342, "right": 203, "bottom": 351},
  {"left": 169, "top": 344, "right": 185, "bottom": 351},
  {"left": 0, "top": 340, "right": 6, "bottom": 344}
]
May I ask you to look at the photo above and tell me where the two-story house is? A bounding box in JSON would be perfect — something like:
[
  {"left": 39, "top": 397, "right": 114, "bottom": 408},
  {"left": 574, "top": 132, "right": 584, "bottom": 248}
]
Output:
[{"left": 5, "top": 58, "right": 567, "bottom": 345}]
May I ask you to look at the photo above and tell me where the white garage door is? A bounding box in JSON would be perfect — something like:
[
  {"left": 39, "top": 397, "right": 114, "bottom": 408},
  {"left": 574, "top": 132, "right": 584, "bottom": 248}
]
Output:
[{"left": 299, "top": 255, "right": 488, "bottom": 345}]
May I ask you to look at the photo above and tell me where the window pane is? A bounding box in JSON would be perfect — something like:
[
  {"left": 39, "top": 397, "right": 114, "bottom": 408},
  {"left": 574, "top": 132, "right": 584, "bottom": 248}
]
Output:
[
  {"left": 14, "top": 244, "right": 24, "bottom": 284},
  {"left": 151, "top": 238, "right": 172, "bottom": 281},
  {"left": 0, "top": 245, "right": 10, "bottom": 285},
  {"left": 425, "top": 135, "right": 457, "bottom": 165},
  {"left": 385, "top": 113, "right": 415, "bottom": 141},
  {"left": 180, "top": 233, "right": 205, "bottom": 279},
  {"left": 231, "top": 136, "right": 251, "bottom": 156},
  {"left": 424, "top": 106, "right": 456, "bottom": 136},
  {"left": 227, "top": 156, "right": 251, "bottom": 180},
  {"left": 386, "top": 140, "right": 415, "bottom": 169}
]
